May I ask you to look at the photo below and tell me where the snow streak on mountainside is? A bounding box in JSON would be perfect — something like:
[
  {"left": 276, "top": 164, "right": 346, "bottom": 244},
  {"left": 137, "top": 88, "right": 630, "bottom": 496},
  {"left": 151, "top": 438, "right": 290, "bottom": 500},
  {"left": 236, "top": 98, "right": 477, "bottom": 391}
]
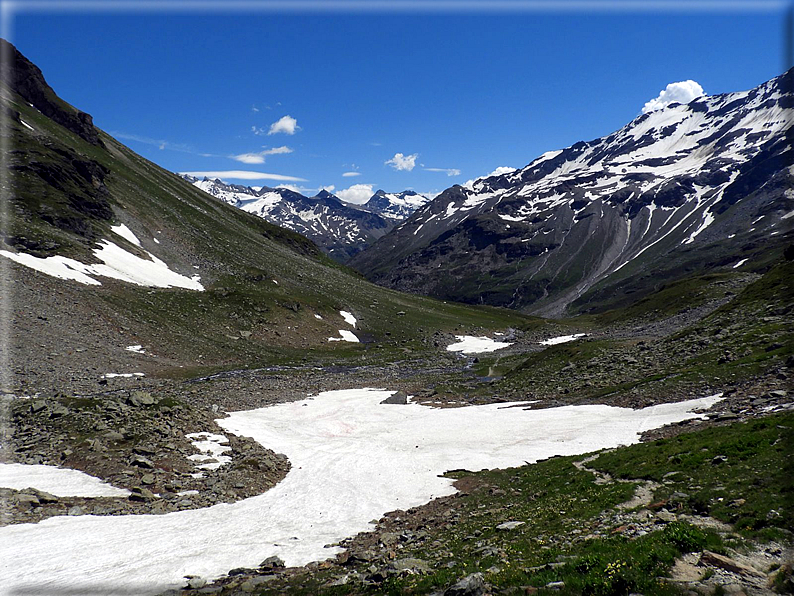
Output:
[
  {"left": 181, "top": 178, "right": 428, "bottom": 262},
  {"left": 351, "top": 69, "right": 794, "bottom": 316}
]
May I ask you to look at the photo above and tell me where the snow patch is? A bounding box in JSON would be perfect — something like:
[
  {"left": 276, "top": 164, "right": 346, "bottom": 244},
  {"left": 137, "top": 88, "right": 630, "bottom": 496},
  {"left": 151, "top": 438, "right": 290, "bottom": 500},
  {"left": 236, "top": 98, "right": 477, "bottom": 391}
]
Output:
[
  {"left": 540, "top": 333, "right": 586, "bottom": 346},
  {"left": 111, "top": 224, "right": 142, "bottom": 247},
  {"left": 20, "top": 120, "right": 34, "bottom": 131},
  {"left": 447, "top": 336, "right": 513, "bottom": 354},
  {"left": 186, "top": 433, "right": 232, "bottom": 471},
  {"left": 102, "top": 373, "right": 145, "bottom": 379},
  {"left": 340, "top": 310, "right": 357, "bottom": 327},
  {"left": 328, "top": 330, "right": 359, "bottom": 343},
  {"left": 0, "top": 463, "right": 130, "bottom": 498},
  {"left": 732, "top": 258, "right": 749, "bottom": 269},
  {"left": 0, "top": 241, "right": 204, "bottom": 291},
  {"left": 125, "top": 345, "right": 145, "bottom": 354}
]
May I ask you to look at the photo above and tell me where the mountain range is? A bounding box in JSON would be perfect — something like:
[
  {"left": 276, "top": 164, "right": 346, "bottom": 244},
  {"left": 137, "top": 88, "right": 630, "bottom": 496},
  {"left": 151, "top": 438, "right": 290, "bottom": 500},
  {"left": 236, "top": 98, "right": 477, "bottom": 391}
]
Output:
[
  {"left": 180, "top": 176, "right": 430, "bottom": 261},
  {"left": 351, "top": 69, "right": 793, "bottom": 316}
]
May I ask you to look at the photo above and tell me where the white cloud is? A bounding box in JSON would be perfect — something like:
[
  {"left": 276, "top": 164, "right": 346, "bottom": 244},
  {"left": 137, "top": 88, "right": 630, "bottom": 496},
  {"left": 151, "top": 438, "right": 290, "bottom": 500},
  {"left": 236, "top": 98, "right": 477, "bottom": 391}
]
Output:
[
  {"left": 424, "top": 167, "right": 461, "bottom": 177},
  {"left": 385, "top": 152, "right": 418, "bottom": 171},
  {"left": 268, "top": 115, "right": 300, "bottom": 135},
  {"left": 342, "top": 171, "right": 361, "bottom": 177},
  {"left": 180, "top": 170, "right": 307, "bottom": 182},
  {"left": 276, "top": 184, "right": 303, "bottom": 193},
  {"left": 336, "top": 183, "right": 375, "bottom": 205},
  {"left": 251, "top": 105, "right": 259, "bottom": 113},
  {"left": 642, "top": 80, "right": 704, "bottom": 114},
  {"left": 230, "top": 146, "right": 293, "bottom": 164},
  {"left": 321, "top": 185, "right": 336, "bottom": 193},
  {"left": 489, "top": 166, "right": 517, "bottom": 177}
]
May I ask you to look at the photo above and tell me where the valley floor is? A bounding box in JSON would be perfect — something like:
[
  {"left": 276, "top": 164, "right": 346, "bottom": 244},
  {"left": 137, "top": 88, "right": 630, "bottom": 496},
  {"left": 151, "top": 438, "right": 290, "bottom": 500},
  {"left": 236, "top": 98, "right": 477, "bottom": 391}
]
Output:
[{"left": 1, "top": 264, "right": 791, "bottom": 596}]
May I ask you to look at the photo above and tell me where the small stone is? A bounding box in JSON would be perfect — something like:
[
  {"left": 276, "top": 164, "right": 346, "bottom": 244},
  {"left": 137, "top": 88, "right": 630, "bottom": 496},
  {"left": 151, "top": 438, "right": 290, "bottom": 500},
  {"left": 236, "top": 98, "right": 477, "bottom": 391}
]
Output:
[
  {"left": 130, "top": 454, "right": 154, "bottom": 468},
  {"left": 30, "top": 400, "right": 48, "bottom": 413},
  {"left": 129, "top": 487, "right": 155, "bottom": 502},
  {"left": 380, "top": 391, "right": 409, "bottom": 405},
  {"left": 259, "top": 555, "right": 285, "bottom": 570},
  {"left": 185, "top": 576, "right": 206, "bottom": 589},
  {"left": 141, "top": 473, "right": 155, "bottom": 485},
  {"left": 712, "top": 455, "right": 728, "bottom": 465},
  {"left": 33, "top": 490, "right": 59, "bottom": 504},
  {"left": 17, "top": 493, "right": 40, "bottom": 508},
  {"left": 444, "top": 572, "right": 486, "bottom": 596},
  {"left": 68, "top": 506, "right": 83, "bottom": 516},
  {"left": 699, "top": 551, "right": 765, "bottom": 578},
  {"left": 391, "top": 557, "right": 431, "bottom": 574},
  {"left": 545, "top": 581, "right": 565, "bottom": 590}
]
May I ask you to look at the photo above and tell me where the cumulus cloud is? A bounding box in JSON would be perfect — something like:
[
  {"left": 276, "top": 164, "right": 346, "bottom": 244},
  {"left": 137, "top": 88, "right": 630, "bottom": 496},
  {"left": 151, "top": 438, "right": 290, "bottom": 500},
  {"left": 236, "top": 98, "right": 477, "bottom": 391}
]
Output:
[
  {"left": 342, "top": 171, "right": 361, "bottom": 177},
  {"left": 321, "top": 185, "right": 336, "bottom": 193},
  {"left": 642, "top": 80, "right": 705, "bottom": 114},
  {"left": 230, "top": 146, "right": 293, "bottom": 164},
  {"left": 385, "top": 152, "right": 418, "bottom": 171},
  {"left": 268, "top": 115, "right": 300, "bottom": 135},
  {"left": 424, "top": 167, "right": 461, "bottom": 177},
  {"left": 179, "top": 170, "right": 307, "bottom": 182},
  {"left": 275, "top": 184, "right": 303, "bottom": 193},
  {"left": 337, "top": 183, "right": 375, "bottom": 205}
]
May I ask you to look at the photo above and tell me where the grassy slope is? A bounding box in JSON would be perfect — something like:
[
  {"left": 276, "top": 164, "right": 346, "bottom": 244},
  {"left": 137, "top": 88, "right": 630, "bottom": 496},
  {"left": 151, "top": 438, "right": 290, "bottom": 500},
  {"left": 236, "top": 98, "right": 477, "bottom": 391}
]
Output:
[{"left": 444, "top": 261, "right": 792, "bottom": 406}]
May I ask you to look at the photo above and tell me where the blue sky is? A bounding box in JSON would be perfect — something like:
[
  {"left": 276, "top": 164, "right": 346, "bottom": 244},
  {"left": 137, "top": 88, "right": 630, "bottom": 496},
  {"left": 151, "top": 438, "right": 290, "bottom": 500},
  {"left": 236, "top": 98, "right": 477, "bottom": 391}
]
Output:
[{"left": 8, "top": 1, "right": 791, "bottom": 202}]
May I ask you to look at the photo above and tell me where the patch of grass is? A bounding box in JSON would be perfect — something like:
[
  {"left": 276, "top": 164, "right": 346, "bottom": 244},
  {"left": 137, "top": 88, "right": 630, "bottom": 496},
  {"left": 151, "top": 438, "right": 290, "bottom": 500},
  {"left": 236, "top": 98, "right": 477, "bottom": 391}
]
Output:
[{"left": 591, "top": 412, "right": 794, "bottom": 539}]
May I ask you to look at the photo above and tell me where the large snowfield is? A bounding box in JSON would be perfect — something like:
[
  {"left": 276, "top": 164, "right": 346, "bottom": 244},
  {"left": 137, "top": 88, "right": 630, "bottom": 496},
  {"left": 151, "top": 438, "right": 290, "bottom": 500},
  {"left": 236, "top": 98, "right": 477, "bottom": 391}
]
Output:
[{"left": 0, "top": 388, "right": 722, "bottom": 596}]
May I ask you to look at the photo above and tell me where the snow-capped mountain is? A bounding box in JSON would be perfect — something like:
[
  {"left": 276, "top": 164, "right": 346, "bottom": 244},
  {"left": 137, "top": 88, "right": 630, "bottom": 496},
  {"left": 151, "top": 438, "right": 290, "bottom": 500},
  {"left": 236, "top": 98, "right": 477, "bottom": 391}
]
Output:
[
  {"left": 363, "top": 190, "right": 431, "bottom": 220},
  {"left": 180, "top": 177, "right": 394, "bottom": 261},
  {"left": 351, "top": 69, "right": 794, "bottom": 316}
]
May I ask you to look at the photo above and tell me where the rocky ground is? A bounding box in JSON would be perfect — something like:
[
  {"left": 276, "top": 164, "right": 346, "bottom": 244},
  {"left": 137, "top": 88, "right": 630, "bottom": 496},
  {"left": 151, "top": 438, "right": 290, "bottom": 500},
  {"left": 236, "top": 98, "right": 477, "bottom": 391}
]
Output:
[{"left": 2, "top": 388, "right": 289, "bottom": 524}]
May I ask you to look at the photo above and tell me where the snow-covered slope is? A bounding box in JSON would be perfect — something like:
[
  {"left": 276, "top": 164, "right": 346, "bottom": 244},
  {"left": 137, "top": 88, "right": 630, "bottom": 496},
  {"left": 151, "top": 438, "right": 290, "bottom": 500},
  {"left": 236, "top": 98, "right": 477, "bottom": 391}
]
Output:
[
  {"left": 363, "top": 189, "right": 431, "bottom": 220},
  {"left": 351, "top": 69, "right": 794, "bottom": 315},
  {"left": 181, "top": 178, "right": 398, "bottom": 261}
]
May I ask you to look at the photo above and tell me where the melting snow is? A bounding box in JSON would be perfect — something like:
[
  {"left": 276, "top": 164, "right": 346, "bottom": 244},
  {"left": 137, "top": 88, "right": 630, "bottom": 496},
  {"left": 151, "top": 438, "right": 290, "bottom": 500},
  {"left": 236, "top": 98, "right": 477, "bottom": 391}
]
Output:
[
  {"left": 733, "top": 258, "right": 749, "bottom": 269},
  {"left": 125, "top": 345, "right": 145, "bottom": 354},
  {"left": 340, "top": 310, "right": 357, "bottom": 327},
  {"left": 20, "top": 120, "right": 34, "bottom": 131},
  {"left": 328, "top": 330, "right": 360, "bottom": 343},
  {"left": 186, "top": 433, "right": 232, "bottom": 471},
  {"left": 447, "top": 336, "right": 513, "bottom": 354},
  {"left": 540, "top": 333, "right": 586, "bottom": 346},
  {"left": 0, "top": 241, "right": 204, "bottom": 291},
  {"left": 0, "top": 463, "right": 130, "bottom": 498},
  {"left": 0, "top": 389, "right": 723, "bottom": 595},
  {"left": 111, "top": 224, "right": 142, "bottom": 247},
  {"left": 102, "top": 373, "right": 145, "bottom": 379}
]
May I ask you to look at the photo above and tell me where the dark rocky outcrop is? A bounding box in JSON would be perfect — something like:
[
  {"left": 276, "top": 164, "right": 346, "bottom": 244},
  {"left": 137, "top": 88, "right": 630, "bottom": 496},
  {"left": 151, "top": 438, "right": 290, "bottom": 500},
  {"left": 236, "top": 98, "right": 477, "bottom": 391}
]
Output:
[{"left": 1, "top": 38, "right": 105, "bottom": 147}]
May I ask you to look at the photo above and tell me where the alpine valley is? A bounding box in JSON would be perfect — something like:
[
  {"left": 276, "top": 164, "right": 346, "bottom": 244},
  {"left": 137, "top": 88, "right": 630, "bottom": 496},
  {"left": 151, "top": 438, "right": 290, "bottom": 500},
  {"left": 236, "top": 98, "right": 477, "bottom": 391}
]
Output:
[{"left": 1, "top": 38, "right": 793, "bottom": 596}]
